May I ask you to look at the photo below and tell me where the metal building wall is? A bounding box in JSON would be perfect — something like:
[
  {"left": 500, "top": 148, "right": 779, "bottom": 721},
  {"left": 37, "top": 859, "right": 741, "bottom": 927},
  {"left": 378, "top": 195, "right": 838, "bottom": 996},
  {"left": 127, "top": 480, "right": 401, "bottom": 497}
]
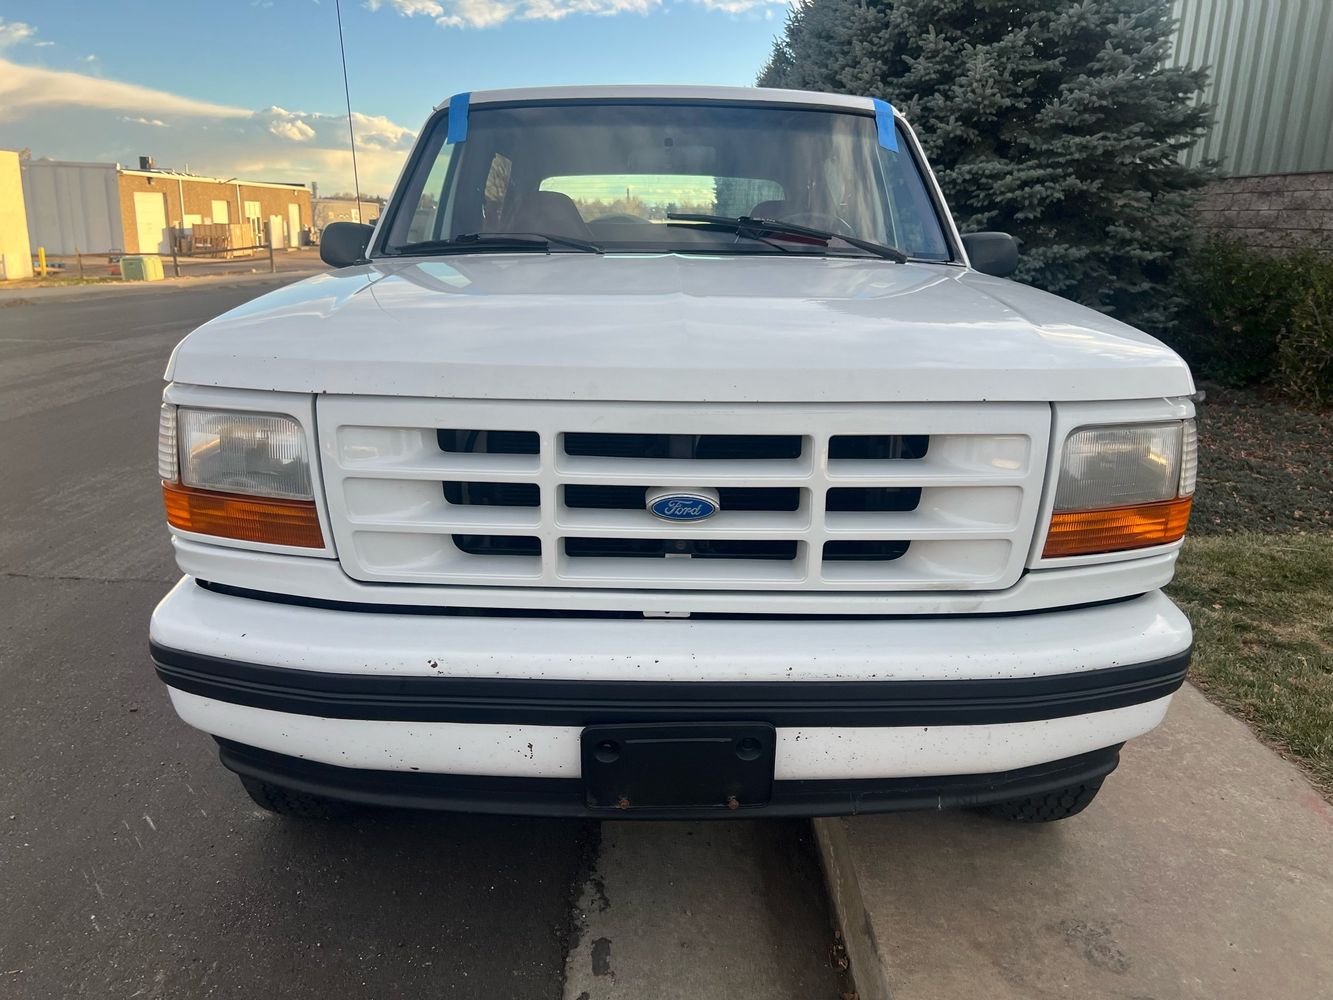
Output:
[
  {"left": 21, "top": 160, "right": 124, "bottom": 256},
  {"left": 1173, "top": 0, "right": 1333, "bottom": 176}
]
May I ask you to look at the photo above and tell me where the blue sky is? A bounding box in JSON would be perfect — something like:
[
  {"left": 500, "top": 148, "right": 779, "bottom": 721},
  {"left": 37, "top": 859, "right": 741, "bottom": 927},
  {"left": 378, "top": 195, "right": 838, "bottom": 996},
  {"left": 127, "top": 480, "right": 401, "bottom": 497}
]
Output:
[{"left": 0, "top": 0, "right": 788, "bottom": 193}]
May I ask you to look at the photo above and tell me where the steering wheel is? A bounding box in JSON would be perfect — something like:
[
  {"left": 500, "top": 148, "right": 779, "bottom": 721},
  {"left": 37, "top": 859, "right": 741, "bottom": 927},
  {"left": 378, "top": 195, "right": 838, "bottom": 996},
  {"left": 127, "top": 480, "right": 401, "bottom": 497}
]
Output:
[{"left": 769, "top": 211, "right": 856, "bottom": 236}]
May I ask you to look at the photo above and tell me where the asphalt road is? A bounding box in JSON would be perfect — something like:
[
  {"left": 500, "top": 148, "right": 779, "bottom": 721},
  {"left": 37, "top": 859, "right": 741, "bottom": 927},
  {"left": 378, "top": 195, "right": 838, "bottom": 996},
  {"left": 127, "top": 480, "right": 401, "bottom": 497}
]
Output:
[
  {"left": 0, "top": 281, "right": 594, "bottom": 999},
  {"left": 0, "top": 280, "right": 840, "bottom": 999}
]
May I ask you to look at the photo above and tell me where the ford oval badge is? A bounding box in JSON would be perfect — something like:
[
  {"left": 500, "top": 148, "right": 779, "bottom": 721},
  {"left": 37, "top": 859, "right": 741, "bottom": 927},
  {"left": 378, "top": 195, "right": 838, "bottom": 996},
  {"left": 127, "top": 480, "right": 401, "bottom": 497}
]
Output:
[{"left": 646, "top": 487, "right": 721, "bottom": 522}]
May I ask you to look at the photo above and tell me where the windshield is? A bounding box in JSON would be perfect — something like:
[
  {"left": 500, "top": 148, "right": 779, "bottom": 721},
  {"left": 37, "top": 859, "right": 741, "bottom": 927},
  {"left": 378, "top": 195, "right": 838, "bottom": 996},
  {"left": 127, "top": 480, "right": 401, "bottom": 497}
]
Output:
[{"left": 379, "top": 102, "right": 953, "bottom": 261}]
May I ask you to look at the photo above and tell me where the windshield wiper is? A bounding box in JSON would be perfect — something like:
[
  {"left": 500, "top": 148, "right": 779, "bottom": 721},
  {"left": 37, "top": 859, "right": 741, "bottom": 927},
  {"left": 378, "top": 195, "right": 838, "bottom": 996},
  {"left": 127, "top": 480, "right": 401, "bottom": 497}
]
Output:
[
  {"left": 666, "top": 214, "right": 907, "bottom": 263},
  {"left": 393, "top": 232, "right": 603, "bottom": 255}
]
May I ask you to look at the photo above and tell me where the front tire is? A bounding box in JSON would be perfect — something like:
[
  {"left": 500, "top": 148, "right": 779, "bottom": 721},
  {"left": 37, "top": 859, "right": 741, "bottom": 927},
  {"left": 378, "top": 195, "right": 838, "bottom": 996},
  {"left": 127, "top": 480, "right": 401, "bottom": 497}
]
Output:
[
  {"left": 975, "top": 778, "right": 1104, "bottom": 823},
  {"left": 240, "top": 775, "right": 356, "bottom": 820}
]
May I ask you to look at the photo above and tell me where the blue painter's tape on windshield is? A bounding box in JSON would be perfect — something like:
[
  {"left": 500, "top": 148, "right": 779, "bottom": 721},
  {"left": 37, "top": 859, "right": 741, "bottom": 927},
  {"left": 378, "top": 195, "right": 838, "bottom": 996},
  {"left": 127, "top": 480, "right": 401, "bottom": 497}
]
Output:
[
  {"left": 446, "top": 92, "right": 470, "bottom": 144},
  {"left": 872, "top": 98, "right": 898, "bottom": 152}
]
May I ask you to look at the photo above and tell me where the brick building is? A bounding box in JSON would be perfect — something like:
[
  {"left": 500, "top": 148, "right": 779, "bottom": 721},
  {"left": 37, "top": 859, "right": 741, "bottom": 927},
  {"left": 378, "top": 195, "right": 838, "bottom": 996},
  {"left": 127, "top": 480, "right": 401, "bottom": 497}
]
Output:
[
  {"left": 1172, "top": 0, "right": 1333, "bottom": 252},
  {"left": 22, "top": 158, "right": 312, "bottom": 256},
  {"left": 313, "top": 196, "right": 385, "bottom": 231},
  {"left": 1194, "top": 174, "right": 1333, "bottom": 254}
]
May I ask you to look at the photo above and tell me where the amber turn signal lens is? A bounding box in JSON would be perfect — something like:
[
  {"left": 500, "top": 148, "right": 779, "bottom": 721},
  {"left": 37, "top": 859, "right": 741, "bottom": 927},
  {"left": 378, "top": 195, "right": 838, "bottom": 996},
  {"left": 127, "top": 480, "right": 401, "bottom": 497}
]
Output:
[
  {"left": 1042, "top": 496, "right": 1192, "bottom": 558},
  {"left": 163, "top": 482, "right": 324, "bottom": 548}
]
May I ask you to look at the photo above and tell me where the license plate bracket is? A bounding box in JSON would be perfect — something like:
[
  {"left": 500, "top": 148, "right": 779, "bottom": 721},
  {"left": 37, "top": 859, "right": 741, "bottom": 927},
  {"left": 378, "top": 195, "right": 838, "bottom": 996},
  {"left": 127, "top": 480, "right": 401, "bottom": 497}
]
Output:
[{"left": 581, "top": 722, "right": 776, "bottom": 811}]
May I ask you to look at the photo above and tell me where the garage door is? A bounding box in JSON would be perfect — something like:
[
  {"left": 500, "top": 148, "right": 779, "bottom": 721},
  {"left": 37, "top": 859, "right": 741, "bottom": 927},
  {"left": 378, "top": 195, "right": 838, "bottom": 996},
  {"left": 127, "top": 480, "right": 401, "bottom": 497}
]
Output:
[{"left": 133, "top": 191, "right": 169, "bottom": 255}]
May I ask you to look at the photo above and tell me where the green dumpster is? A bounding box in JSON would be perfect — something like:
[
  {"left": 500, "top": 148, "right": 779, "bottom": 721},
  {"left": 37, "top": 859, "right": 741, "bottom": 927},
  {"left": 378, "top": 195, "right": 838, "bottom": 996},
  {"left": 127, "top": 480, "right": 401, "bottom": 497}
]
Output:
[{"left": 120, "top": 255, "right": 165, "bottom": 281}]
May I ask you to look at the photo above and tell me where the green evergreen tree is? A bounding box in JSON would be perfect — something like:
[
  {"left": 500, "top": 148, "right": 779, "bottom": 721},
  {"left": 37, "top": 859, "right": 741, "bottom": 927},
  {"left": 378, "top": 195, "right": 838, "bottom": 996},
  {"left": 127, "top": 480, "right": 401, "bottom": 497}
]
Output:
[{"left": 759, "top": 0, "right": 1212, "bottom": 335}]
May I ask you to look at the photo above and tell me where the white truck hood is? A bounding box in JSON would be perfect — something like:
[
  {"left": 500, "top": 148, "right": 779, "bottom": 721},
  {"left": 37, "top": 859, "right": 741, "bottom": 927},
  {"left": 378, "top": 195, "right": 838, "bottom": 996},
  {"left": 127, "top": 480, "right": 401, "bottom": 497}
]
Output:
[{"left": 165, "top": 255, "right": 1193, "bottom": 402}]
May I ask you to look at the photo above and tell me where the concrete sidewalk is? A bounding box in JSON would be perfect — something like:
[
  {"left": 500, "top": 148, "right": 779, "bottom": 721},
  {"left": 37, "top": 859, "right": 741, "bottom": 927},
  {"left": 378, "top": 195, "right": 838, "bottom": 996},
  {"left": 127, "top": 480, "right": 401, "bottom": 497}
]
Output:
[{"left": 818, "top": 684, "right": 1333, "bottom": 1000}]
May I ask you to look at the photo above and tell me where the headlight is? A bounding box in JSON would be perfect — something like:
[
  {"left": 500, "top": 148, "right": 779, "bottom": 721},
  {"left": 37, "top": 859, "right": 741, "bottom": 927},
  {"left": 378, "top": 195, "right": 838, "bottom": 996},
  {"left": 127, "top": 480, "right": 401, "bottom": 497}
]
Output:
[
  {"left": 1043, "top": 420, "right": 1194, "bottom": 558},
  {"left": 159, "top": 405, "right": 322, "bottom": 548},
  {"left": 175, "top": 408, "right": 313, "bottom": 499}
]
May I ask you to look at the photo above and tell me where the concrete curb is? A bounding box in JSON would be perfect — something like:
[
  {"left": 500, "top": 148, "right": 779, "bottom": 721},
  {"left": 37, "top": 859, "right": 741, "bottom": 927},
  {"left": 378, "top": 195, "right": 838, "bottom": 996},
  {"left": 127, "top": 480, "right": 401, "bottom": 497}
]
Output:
[{"left": 812, "top": 816, "right": 892, "bottom": 1000}]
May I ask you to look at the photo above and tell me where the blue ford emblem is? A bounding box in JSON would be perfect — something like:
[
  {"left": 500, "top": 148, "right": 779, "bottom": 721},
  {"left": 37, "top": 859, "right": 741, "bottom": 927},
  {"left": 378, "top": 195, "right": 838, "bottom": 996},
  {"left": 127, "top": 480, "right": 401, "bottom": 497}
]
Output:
[{"left": 647, "top": 489, "right": 720, "bottom": 522}]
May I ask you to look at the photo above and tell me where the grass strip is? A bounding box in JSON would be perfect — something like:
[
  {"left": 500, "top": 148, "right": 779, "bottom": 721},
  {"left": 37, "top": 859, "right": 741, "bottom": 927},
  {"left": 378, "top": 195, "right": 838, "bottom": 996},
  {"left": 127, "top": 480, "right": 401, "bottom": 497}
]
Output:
[{"left": 1169, "top": 533, "right": 1333, "bottom": 794}]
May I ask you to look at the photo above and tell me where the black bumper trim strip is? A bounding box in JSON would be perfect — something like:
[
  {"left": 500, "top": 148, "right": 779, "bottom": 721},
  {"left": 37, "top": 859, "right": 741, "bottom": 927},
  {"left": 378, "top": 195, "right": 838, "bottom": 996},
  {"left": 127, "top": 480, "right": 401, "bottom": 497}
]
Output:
[
  {"left": 152, "top": 641, "right": 1190, "bottom": 727},
  {"left": 217, "top": 739, "right": 1124, "bottom": 819},
  {"left": 195, "top": 579, "right": 1141, "bottom": 621}
]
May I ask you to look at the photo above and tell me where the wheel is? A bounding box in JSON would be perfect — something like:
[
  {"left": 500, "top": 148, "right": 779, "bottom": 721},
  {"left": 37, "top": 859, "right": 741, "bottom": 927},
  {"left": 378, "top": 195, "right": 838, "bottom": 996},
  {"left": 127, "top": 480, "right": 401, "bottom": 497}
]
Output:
[
  {"left": 974, "top": 778, "right": 1104, "bottom": 823},
  {"left": 239, "top": 775, "right": 356, "bottom": 820}
]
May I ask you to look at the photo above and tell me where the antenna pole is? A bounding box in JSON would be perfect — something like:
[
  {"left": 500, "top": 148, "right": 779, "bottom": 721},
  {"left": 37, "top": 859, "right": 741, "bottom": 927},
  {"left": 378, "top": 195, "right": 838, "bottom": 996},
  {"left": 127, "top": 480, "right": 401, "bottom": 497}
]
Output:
[{"left": 334, "top": 0, "right": 363, "bottom": 220}]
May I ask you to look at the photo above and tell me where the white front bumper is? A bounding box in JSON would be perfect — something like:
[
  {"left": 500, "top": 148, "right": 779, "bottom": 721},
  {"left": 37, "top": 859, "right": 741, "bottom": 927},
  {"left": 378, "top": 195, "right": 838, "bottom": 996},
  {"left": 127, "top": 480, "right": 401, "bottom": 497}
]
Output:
[{"left": 151, "top": 578, "right": 1190, "bottom": 781}]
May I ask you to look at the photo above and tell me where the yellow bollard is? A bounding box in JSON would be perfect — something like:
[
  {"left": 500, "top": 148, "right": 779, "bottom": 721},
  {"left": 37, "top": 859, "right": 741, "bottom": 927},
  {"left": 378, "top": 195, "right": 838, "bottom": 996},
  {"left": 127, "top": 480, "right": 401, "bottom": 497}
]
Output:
[{"left": 37, "top": 246, "right": 46, "bottom": 278}]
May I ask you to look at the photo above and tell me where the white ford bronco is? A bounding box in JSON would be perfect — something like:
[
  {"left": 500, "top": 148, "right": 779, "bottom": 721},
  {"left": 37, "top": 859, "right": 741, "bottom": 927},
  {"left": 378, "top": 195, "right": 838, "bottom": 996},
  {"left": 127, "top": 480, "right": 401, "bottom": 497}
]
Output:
[{"left": 150, "top": 86, "right": 1196, "bottom": 821}]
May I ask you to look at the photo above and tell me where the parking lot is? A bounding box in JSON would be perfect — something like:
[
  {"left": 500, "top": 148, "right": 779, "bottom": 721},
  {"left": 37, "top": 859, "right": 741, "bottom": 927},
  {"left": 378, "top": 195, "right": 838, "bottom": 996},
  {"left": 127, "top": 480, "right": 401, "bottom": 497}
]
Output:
[{"left": 0, "top": 279, "right": 841, "bottom": 999}]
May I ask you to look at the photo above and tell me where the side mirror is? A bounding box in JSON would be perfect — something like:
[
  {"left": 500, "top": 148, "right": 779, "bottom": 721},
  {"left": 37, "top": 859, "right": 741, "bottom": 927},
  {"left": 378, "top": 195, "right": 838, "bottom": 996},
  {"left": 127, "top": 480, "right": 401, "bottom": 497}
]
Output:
[
  {"left": 961, "top": 232, "right": 1019, "bottom": 278},
  {"left": 320, "top": 222, "right": 374, "bottom": 268}
]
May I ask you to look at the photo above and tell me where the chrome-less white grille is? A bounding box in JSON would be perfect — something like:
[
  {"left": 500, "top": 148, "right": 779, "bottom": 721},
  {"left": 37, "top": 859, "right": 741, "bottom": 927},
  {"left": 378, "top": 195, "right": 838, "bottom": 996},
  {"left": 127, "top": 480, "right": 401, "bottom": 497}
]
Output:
[{"left": 317, "top": 399, "right": 1050, "bottom": 592}]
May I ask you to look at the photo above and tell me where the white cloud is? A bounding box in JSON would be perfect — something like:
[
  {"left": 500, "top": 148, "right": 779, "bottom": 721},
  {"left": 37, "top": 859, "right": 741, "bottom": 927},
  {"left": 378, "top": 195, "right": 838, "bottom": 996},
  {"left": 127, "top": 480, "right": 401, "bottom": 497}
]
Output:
[
  {"left": 350, "top": 111, "right": 416, "bottom": 148},
  {"left": 365, "top": 0, "right": 445, "bottom": 15},
  {"left": 482, "top": 0, "right": 658, "bottom": 25},
  {"left": 438, "top": 0, "right": 659, "bottom": 28},
  {"left": 0, "top": 57, "right": 249, "bottom": 121},
  {"left": 269, "top": 120, "right": 316, "bottom": 141},
  {"left": 0, "top": 17, "right": 38, "bottom": 48},
  {"left": 266, "top": 108, "right": 319, "bottom": 142},
  {"left": 366, "top": 0, "right": 784, "bottom": 28},
  {"left": 691, "top": 0, "right": 786, "bottom": 11},
  {"left": 0, "top": 57, "right": 416, "bottom": 194}
]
